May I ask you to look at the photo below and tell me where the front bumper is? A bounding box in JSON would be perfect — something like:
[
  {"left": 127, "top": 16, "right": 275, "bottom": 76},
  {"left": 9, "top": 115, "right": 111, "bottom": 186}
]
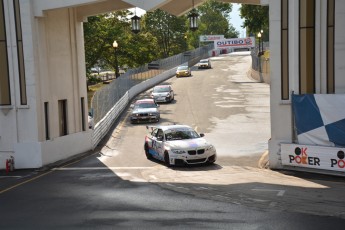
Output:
[
  {"left": 130, "top": 114, "right": 159, "bottom": 123},
  {"left": 153, "top": 96, "right": 170, "bottom": 102},
  {"left": 199, "top": 64, "right": 209, "bottom": 68},
  {"left": 168, "top": 149, "right": 217, "bottom": 165},
  {"left": 176, "top": 72, "right": 190, "bottom": 77}
]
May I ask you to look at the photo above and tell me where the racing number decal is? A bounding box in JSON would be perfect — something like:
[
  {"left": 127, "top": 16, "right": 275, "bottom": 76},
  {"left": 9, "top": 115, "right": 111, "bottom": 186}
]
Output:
[
  {"left": 152, "top": 139, "right": 157, "bottom": 150},
  {"left": 151, "top": 138, "right": 163, "bottom": 155}
]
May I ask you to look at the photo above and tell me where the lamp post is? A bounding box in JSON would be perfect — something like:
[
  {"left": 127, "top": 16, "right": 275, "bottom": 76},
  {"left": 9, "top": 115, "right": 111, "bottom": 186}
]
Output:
[
  {"left": 260, "top": 29, "right": 264, "bottom": 54},
  {"left": 131, "top": 7, "right": 141, "bottom": 34},
  {"left": 112, "top": 40, "right": 120, "bottom": 78},
  {"left": 188, "top": 0, "right": 199, "bottom": 31},
  {"left": 257, "top": 32, "right": 262, "bottom": 56}
]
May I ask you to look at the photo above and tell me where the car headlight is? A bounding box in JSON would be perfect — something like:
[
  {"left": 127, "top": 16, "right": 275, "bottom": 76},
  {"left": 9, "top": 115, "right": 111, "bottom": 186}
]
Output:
[
  {"left": 149, "top": 113, "right": 157, "bottom": 116},
  {"left": 172, "top": 149, "right": 186, "bottom": 154},
  {"left": 166, "top": 93, "right": 170, "bottom": 97},
  {"left": 206, "top": 145, "right": 214, "bottom": 151}
]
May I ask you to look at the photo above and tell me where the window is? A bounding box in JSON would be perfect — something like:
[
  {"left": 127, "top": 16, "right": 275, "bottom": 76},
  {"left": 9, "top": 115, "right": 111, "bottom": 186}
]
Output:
[
  {"left": 299, "top": 0, "right": 315, "bottom": 94},
  {"left": 281, "top": 0, "right": 289, "bottom": 100},
  {"left": 58, "top": 100, "right": 68, "bottom": 136},
  {"left": 327, "top": 0, "right": 335, "bottom": 93},
  {"left": 14, "top": 0, "right": 26, "bottom": 104},
  {"left": 44, "top": 102, "right": 50, "bottom": 140},
  {"left": 0, "top": 0, "right": 11, "bottom": 105},
  {"left": 81, "top": 97, "right": 85, "bottom": 131}
]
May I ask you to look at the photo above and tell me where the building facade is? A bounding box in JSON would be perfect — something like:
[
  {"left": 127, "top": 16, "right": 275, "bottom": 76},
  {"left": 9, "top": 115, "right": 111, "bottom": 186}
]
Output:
[
  {"left": 1, "top": 0, "right": 344, "bottom": 175},
  {"left": 269, "top": 0, "right": 345, "bottom": 175}
]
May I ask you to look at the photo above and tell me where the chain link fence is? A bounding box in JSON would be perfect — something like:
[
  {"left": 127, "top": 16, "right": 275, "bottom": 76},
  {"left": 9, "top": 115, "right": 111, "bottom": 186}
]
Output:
[
  {"left": 251, "top": 43, "right": 270, "bottom": 83},
  {"left": 91, "top": 44, "right": 213, "bottom": 124}
]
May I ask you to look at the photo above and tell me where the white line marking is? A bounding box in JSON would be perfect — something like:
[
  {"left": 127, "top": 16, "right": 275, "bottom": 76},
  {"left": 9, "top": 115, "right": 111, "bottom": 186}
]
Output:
[
  {"left": 252, "top": 188, "right": 286, "bottom": 197},
  {"left": 149, "top": 175, "right": 157, "bottom": 180},
  {"left": 194, "top": 186, "right": 209, "bottom": 190},
  {"left": 130, "top": 178, "right": 147, "bottom": 182},
  {"left": 116, "top": 172, "right": 131, "bottom": 177},
  {"left": 53, "top": 167, "right": 154, "bottom": 170},
  {"left": 269, "top": 202, "right": 277, "bottom": 207},
  {"left": 277, "top": 190, "right": 285, "bottom": 196},
  {"left": 0, "top": 176, "right": 22, "bottom": 178},
  {"left": 214, "top": 195, "right": 229, "bottom": 199}
]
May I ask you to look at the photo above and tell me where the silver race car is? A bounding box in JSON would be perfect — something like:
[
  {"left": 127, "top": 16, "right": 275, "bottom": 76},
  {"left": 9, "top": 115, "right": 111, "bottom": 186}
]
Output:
[
  {"left": 151, "top": 85, "right": 174, "bottom": 103},
  {"left": 130, "top": 99, "right": 160, "bottom": 123},
  {"left": 144, "top": 124, "right": 217, "bottom": 166}
]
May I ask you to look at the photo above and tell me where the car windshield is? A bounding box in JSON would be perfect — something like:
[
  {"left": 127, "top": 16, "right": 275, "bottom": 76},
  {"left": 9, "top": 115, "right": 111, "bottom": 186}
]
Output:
[
  {"left": 177, "top": 66, "right": 188, "bottom": 71},
  {"left": 135, "top": 103, "right": 156, "bottom": 109},
  {"left": 200, "top": 60, "right": 208, "bottom": 63},
  {"left": 165, "top": 129, "right": 200, "bottom": 141},
  {"left": 153, "top": 87, "right": 169, "bottom": 93}
]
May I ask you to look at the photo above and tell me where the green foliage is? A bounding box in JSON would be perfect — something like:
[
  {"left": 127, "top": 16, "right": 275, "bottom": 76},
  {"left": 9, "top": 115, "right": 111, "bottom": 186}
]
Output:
[
  {"left": 83, "top": 1, "right": 241, "bottom": 75},
  {"left": 83, "top": 12, "right": 130, "bottom": 76},
  {"left": 194, "top": 0, "right": 239, "bottom": 46},
  {"left": 198, "top": 0, "right": 233, "bottom": 18},
  {"left": 142, "top": 9, "right": 188, "bottom": 58},
  {"left": 240, "top": 4, "right": 269, "bottom": 40}
]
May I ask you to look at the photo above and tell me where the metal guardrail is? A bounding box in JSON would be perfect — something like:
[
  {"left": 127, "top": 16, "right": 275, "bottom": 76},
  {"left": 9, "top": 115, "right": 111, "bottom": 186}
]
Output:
[
  {"left": 90, "top": 44, "right": 213, "bottom": 148},
  {"left": 91, "top": 44, "right": 213, "bottom": 124},
  {"left": 251, "top": 50, "right": 270, "bottom": 74}
]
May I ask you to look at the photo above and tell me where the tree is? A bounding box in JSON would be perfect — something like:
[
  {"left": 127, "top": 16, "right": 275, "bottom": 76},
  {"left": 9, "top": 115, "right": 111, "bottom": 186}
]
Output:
[
  {"left": 240, "top": 4, "right": 269, "bottom": 40},
  {"left": 197, "top": 0, "right": 239, "bottom": 38},
  {"left": 84, "top": 11, "right": 158, "bottom": 74},
  {"left": 142, "top": 9, "right": 188, "bottom": 58}
]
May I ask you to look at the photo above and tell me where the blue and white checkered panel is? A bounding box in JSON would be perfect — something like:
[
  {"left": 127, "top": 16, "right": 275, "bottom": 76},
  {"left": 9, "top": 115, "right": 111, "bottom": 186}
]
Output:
[
  {"left": 314, "top": 94, "right": 345, "bottom": 125},
  {"left": 292, "top": 94, "right": 345, "bottom": 147},
  {"left": 298, "top": 126, "right": 335, "bottom": 146},
  {"left": 292, "top": 94, "right": 324, "bottom": 135},
  {"left": 325, "top": 118, "right": 345, "bottom": 146}
]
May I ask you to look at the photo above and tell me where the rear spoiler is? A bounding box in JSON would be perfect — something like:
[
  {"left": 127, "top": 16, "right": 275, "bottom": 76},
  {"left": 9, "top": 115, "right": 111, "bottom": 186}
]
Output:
[
  {"left": 146, "top": 123, "right": 178, "bottom": 132},
  {"left": 146, "top": 125, "right": 157, "bottom": 132}
]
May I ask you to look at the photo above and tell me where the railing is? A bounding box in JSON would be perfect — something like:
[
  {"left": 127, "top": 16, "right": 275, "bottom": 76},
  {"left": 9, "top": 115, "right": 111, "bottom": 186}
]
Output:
[
  {"left": 90, "top": 44, "right": 214, "bottom": 148},
  {"left": 251, "top": 47, "right": 270, "bottom": 84}
]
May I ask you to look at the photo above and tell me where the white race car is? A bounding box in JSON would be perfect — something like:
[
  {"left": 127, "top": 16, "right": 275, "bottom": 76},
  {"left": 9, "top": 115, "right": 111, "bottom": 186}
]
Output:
[{"left": 144, "top": 124, "right": 217, "bottom": 166}]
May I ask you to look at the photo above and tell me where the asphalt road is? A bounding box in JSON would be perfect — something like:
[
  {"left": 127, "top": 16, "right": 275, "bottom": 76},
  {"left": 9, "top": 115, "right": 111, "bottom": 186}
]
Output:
[{"left": 1, "top": 52, "right": 345, "bottom": 229}]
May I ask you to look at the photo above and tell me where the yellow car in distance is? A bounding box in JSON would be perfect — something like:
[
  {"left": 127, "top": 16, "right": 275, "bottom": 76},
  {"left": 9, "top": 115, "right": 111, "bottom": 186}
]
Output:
[{"left": 176, "top": 65, "right": 191, "bottom": 77}]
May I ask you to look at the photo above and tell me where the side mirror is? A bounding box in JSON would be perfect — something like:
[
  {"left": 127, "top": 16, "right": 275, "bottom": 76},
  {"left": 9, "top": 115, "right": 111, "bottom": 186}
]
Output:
[
  {"left": 130, "top": 104, "right": 134, "bottom": 109},
  {"left": 156, "top": 104, "right": 160, "bottom": 108},
  {"left": 200, "top": 133, "right": 205, "bottom": 137},
  {"left": 88, "top": 108, "right": 94, "bottom": 117}
]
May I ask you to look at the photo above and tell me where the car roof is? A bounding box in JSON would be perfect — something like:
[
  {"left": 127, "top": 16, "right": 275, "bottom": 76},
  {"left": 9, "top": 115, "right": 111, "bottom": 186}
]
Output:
[
  {"left": 135, "top": 98, "right": 155, "bottom": 104},
  {"left": 154, "top": 85, "right": 170, "bottom": 89},
  {"left": 152, "top": 124, "right": 193, "bottom": 131}
]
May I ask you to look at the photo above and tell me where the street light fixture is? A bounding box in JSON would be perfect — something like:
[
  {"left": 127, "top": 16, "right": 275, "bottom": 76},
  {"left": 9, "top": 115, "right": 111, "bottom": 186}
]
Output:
[
  {"left": 260, "top": 29, "right": 264, "bottom": 53},
  {"left": 131, "top": 8, "right": 141, "bottom": 34},
  {"left": 257, "top": 32, "right": 262, "bottom": 55},
  {"left": 188, "top": 0, "right": 199, "bottom": 31},
  {"left": 112, "top": 40, "right": 120, "bottom": 78}
]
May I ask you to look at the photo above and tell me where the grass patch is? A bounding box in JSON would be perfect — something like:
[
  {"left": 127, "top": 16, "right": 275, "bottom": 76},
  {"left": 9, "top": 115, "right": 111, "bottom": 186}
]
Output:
[{"left": 87, "top": 82, "right": 106, "bottom": 109}]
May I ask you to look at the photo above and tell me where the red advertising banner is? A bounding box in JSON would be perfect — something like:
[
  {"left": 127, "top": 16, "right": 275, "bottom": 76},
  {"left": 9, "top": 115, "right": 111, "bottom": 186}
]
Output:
[{"left": 214, "top": 37, "right": 255, "bottom": 49}]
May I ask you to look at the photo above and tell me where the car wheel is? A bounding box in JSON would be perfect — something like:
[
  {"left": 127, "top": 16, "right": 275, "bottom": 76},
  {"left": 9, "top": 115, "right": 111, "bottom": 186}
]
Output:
[
  {"left": 144, "top": 144, "right": 152, "bottom": 159},
  {"left": 164, "top": 151, "right": 171, "bottom": 166}
]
